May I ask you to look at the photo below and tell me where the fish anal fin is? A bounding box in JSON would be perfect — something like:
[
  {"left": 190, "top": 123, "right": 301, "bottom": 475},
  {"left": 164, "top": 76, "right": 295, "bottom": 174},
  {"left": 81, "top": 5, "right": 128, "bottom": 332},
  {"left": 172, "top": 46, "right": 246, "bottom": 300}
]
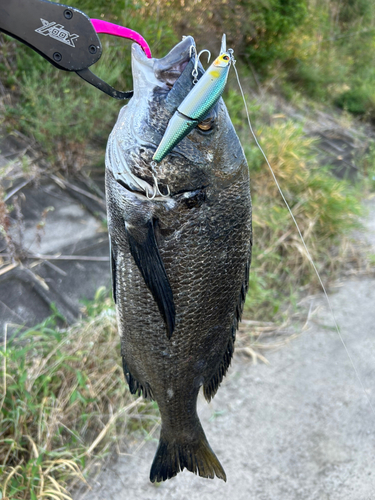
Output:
[
  {"left": 150, "top": 422, "right": 226, "bottom": 482},
  {"left": 122, "top": 357, "right": 154, "bottom": 400},
  {"left": 125, "top": 219, "right": 176, "bottom": 338}
]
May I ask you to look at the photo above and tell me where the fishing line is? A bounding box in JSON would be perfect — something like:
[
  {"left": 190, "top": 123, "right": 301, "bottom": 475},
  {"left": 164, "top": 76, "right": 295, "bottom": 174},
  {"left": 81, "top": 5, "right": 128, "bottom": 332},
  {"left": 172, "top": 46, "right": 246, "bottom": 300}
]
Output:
[{"left": 232, "top": 62, "right": 375, "bottom": 417}]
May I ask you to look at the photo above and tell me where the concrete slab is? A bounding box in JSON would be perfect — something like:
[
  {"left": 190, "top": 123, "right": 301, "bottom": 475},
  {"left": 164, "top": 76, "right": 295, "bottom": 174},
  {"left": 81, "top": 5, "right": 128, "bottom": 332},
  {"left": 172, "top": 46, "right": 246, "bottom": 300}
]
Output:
[{"left": 1, "top": 173, "right": 110, "bottom": 332}]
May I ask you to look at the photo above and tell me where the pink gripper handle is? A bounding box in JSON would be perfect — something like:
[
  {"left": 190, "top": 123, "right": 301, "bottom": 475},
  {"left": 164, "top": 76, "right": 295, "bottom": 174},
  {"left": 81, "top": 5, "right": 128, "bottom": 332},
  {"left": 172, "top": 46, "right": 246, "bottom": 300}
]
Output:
[{"left": 91, "top": 19, "right": 152, "bottom": 59}]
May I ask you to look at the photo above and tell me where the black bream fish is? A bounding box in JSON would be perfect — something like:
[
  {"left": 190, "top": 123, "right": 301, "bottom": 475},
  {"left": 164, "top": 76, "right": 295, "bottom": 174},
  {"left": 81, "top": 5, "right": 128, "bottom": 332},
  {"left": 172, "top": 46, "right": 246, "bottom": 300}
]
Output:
[{"left": 105, "top": 36, "right": 252, "bottom": 482}]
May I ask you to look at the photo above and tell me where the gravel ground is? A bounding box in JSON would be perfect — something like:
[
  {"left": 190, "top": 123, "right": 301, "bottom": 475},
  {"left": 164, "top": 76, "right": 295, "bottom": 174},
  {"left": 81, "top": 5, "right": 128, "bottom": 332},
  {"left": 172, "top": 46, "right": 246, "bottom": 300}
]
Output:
[{"left": 74, "top": 204, "right": 375, "bottom": 500}]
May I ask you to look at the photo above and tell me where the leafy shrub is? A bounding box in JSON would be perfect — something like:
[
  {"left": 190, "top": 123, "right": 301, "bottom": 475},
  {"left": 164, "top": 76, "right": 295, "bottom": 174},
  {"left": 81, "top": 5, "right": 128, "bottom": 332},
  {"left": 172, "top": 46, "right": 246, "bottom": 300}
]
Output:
[{"left": 278, "top": 0, "right": 375, "bottom": 116}]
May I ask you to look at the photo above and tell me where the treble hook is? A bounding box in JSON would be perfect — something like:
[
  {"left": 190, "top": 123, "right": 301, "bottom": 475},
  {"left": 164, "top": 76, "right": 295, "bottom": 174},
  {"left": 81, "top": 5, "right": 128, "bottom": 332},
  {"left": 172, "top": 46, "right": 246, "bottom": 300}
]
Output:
[
  {"left": 146, "top": 161, "right": 171, "bottom": 199},
  {"left": 146, "top": 184, "right": 156, "bottom": 200},
  {"left": 152, "top": 172, "right": 170, "bottom": 198},
  {"left": 189, "top": 44, "right": 197, "bottom": 58},
  {"left": 191, "top": 48, "right": 211, "bottom": 84}
]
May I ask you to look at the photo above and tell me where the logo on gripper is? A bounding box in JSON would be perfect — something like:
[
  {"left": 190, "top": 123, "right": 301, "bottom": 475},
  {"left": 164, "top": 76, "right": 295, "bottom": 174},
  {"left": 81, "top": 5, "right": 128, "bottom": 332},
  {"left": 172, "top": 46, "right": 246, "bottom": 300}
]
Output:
[{"left": 35, "top": 19, "right": 79, "bottom": 47}]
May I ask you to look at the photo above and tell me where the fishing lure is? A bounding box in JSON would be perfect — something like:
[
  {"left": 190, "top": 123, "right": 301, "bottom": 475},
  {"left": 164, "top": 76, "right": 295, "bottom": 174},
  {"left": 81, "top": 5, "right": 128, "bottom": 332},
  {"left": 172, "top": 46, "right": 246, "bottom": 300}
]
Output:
[{"left": 152, "top": 35, "right": 234, "bottom": 163}]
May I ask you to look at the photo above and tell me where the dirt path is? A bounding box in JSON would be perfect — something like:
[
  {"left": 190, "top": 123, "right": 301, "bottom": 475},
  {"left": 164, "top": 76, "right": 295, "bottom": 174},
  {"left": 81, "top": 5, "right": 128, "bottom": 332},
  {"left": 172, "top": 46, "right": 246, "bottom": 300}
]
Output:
[{"left": 74, "top": 203, "right": 375, "bottom": 500}]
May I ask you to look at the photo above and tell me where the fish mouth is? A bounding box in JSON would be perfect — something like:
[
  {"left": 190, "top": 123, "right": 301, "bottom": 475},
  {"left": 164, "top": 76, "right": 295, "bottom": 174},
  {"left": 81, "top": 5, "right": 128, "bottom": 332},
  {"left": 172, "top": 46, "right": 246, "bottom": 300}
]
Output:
[{"left": 132, "top": 36, "right": 195, "bottom": 89}]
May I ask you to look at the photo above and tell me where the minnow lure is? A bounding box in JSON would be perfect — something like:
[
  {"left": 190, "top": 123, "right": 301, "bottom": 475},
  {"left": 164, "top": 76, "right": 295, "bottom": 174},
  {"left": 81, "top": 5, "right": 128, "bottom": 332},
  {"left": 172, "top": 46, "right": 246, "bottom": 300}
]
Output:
[{"left": 153, "top": 35, "right": 233, "bottom": 163}]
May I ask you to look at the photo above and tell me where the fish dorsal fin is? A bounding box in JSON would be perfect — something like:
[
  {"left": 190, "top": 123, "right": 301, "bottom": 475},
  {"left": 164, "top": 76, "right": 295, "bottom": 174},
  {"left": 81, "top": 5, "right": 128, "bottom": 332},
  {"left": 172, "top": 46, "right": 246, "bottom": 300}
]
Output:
[
  {"left": 109, "top": 235, "right": 117, "bottom": 304},
  {"left": 203, "top": 242, "right": 252, "bottom": 402},
  {"left": 125, "top": 219, "right": 176, "bottom": 338}
]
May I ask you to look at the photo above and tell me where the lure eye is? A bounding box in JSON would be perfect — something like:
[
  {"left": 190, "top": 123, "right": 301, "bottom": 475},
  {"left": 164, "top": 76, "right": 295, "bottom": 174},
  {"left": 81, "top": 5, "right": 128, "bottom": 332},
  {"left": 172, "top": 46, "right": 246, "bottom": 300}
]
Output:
[{"left": 222, "top": 55, "right": 230, "bottom": 61}]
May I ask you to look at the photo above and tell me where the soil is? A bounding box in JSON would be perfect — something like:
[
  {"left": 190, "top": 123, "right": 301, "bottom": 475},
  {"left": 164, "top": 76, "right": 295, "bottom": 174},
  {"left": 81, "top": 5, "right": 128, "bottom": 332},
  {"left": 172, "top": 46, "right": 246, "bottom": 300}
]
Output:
[{"left": 73, "top": 202, "right": 375, "bottom": 500}]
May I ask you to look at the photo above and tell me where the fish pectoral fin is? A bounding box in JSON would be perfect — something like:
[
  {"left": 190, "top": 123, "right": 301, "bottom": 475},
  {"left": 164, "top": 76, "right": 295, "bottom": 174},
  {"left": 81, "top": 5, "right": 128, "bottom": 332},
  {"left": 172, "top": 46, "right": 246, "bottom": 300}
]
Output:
[{"left": 125, "top": 219, "right": 176, "bottom": 338}]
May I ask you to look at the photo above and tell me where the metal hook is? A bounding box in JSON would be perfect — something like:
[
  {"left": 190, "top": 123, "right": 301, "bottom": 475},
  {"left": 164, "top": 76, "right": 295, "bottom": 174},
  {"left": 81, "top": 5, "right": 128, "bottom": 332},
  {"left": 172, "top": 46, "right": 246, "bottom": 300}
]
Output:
[
  {"left": 153, "top": 173, "right": 171, "bottom": 198},
  {"left": 146, "top": 184, "right": 156, "bottom": 200},
  {"left": 192, "top": 49, "right": 211, "bottom": 84},
  {"left": 161, "top": 183, "right": 171, "bottom": 197},
  {"left": 189, "top": 44, "right": 197, "bottom": 58},
  {"left": 198, "top": 49, "right": 211, "bottom": 66},
  {"left": 147, "top": 161, "right": 171, "bottom": 198}
]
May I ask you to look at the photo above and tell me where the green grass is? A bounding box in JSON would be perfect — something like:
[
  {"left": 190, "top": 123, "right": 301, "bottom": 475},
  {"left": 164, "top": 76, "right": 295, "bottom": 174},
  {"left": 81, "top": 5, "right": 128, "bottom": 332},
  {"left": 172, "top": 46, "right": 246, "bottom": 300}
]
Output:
[
  {"left": 1, "top": 1, "right": 375, "bottom": 495},
  {"left": 276, "top": 1, "right": 375, "bottom": 119},
  {"left": 0, "top": 290, "right": 157, "bottom": 500},
  {"left": 1, "top": 1, "right": 178, "bottom": 172},
  {"left": 238, "top": 115, "right": 364, "bottom": 320}
]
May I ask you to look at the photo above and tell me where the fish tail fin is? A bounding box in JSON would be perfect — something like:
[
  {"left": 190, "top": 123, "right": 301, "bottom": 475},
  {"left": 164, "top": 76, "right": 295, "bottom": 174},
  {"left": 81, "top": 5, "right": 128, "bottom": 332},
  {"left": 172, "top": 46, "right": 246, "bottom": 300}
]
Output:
[{"left": 150, "top": 423, "right": 226, "bottom": 483}]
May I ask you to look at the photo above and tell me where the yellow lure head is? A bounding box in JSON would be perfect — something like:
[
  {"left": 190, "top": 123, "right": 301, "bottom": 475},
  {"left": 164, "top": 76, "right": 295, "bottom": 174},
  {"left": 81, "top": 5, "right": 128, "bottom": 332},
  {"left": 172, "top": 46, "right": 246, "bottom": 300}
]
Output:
[{"left": 213, "top": 53, "right": 232, "bottom": 69}]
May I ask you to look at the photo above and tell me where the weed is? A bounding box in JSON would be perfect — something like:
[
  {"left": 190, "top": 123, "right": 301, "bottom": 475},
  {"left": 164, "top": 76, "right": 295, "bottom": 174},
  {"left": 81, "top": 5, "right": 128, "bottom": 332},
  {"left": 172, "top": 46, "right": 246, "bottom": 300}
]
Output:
[
  {"left": 240, "top": 117, "right": 363, "bottom": 320},
  {"left": 277, "top": 1, "right": 375, "bottom": 119},
  {"left": 358, "top": 140, "right": 375, "bottom": 193},
  {"left": 0, "top": 294, "right": 156, "bottom": 500}
]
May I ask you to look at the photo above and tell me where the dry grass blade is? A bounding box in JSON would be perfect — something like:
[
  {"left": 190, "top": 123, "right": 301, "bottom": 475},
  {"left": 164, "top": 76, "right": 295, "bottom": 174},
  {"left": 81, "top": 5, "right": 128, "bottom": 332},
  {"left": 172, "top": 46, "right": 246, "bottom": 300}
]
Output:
[
  {"left": 236, "top": 347, "right": 270, "bottom": 365},
  {"left": 46, "top": 474, "right": 71, "bottom": 495},
  {"left": 0, "top": 300, "right": 156, "bottom": 499},
  {"left": 0, "top": 262, "right": 19, "bottom": 276},
  {"left": 50, "top": 174, "right": 105, "bottom": 207},
  {"left": 258, "top": 229, "right": 293, "bottom": 258},
  {"left": 24, "top": 435, "right": 39, "bottom": 458},
  {"left": 238, "top": 319, "right": 289, "bottom": 338},
  {"left": 29, "top": 255, "right": 110, "bottom": 262},
  {"left": 4, "top": 178, "right": 33, "bottom": 202},
  {"left": 39, "top": 493, "right": 68, "bottom": 500},
  {"left": 85, "top": 397, "right": 142, "bottom": 456},
  {"left": 236, "top": 316, "right": 298, "bottom": 364},
  {"left": 0, "top": 253, "right": 110, "bottom": 262},
  {"left": 254, "top": 333, "right": 301, "bottom": 350},
  {"left": 0, "top": 324, "right": 7, "bottom": 414},
  {"left": 2, "top": 464, "right": 22, "bottom": 498}
]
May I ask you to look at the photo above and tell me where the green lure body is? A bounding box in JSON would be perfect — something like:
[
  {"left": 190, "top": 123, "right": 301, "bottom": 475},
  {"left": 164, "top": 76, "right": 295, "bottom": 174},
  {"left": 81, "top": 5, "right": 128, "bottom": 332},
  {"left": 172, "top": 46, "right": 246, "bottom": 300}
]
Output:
[{"left": 153, "top": 52, "right": 232, "bottom": 163}]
